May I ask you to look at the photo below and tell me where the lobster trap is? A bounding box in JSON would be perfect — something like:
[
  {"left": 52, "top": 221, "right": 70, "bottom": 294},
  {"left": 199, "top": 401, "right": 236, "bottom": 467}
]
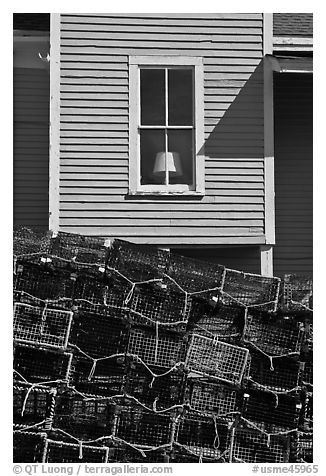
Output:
[
  {"left": 53, "top": 391, "right": 115, "bottom": 440},
  {"left": 129, "top": 281, "right": 191, "bottom": 327},
  {"left": 185, "top": 334, "right": 249, "bottom": 386},
  {"left": 242, "top": 389, "right": 301, "bottom": 433},
  {"left": 221, "top": 269, "right": 280, "bottom": 312},
  {"left": 70, "top": 310, "right": 129, "bottom": 359},
  {"left": 70, "top": 352, "right": 126, "bottom": 398},
  {"left": 231, "top": 427, "right": 290, "bottom": 463},
  {"left": 188, "top": 300, "right": 244, "bottom": 342},
  {"left": 14, "top": 262, "right": 75, "bottom": 309},
  {"left": 72, "top": 269, "right": 109, "bottom": 314},
  {"left": 43, "top": 439, "right": 109, "bottom": 463},
  {"left": 299, "top": 391, "right": 313, "bottom": 432},
  {"left": 49, "top": 231, "right": 108, "bottom": 268},
  {"left": 243, "top": 313, "right": 304, "bottom": 356},
  {"left": 13, "top": 226, "right": 52, "bottom": 262},
  {"left": 107, "top": 445, "right": 169, "bottom": 463},
  {"left": 175, "top": 411, "right": 230, "bottom": 460},
  {"left": 113, "top": 405, "right": 175, "bottom": 447},
  {"left": 279, "top": 274, "right": 313, "bottom": 313},
  {"left": 245, "top": 352, "right": 301, "bottom": 392},
  {"left": 166, "top": 252, "right": 225, "bottom": 298},
  {"left": 13, "top": 384, "right": 56, "bottom": 430},
  {"left": 185, "top": 378, "right": 240, "bottom": 419},
  {"left": 291, "top": 433, "right": 313, "bottom": 463},
  {"left": 107, "top": 239, "right": 169, "bottom": 282},
  {"left": 127, "top": 326, "right": 186, "bottom": 369},
  {"left": 301, "top": 354, "right": 313, "bottom": 387},
  {"left": 14, "top": 343, "right": 73, "bottom": 384},
  {"left": 13, "top": 302, "right": 73, "bottom": 349},
  {"left": 125, "top": 362, "right": 185, "bottom": 411},
  {"left": 13, "top": 431, "right": 47, "bottom": 463}
]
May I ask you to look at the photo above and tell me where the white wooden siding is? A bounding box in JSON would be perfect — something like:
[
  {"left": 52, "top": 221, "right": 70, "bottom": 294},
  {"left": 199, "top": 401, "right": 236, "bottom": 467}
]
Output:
[{"left": 57, "top": 13, "right": 265, "bottom": 244}]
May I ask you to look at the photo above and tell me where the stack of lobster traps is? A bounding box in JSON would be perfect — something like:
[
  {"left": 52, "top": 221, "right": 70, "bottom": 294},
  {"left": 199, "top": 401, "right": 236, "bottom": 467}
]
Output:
[{"left": 13, "top": 227, "right": 313, "bottom": 463}]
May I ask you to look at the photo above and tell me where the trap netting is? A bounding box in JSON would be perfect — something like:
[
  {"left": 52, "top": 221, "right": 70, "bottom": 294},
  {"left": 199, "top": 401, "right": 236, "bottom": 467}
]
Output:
[
  {"left": 43, "top": 439, "right": 109, "bottom": 463},
  {"left": 221, "top": 268, "right": 280, "bottom": 312},
  {"left": 14, "top": 343, "right": 73, "bottom": 385},
  {"left": 13, "top": 431, "right": 47, "bottom": 463},
  {"left": 244, "top": 351, "right": 302, "bottom": 393},
  {"left": 14, "top": 262, "right": 75, "bottom": 309},
  {"left": 231, "top": 426, "right": 290, "bottom": 463},
  {"left": 187, "top": 299, "right": 244, "bottom": 342},
  {"left": 113, "top": 404, "right": 176, "bottom": 447},
  {"left": 13, "top": 384, "right": 56, "bottom": 430},
  {"left": 291, "top": 433, "right": 313, "bottom": 463},
  {"left": 14, "top": 302, "right": 73, "bottom": 349},
  {"left": 279, "top": 274, "right": 313, "bottom": 313},
  {"left": 12, "top": 230, "right": 313, "bottom": 463},
  {"left": 53, "top": 390, "right": 115, "bottom": 441},
  {"left": 185, "top": 378, "right": 240, "bottom": 419},
  {"left": 243, "top": 312, "right": 304, "bottom": 357},
  {"left": 49, "top": 231, "right": 108, "bottom": 268},
  {"left": 13, "top": 226, "right": 52, "bottom": 262},
  {"left": 124, "top": 362, "right": 185, "bottom": 411},
  {"left": 242, "top": 389, "right": 301, "bottom": 433},
  {"left": 185, "top": 334, "right": 249, "bottom": 385},
  {"left": 175, "top": 411, "right": 231, "bottom": 461}
]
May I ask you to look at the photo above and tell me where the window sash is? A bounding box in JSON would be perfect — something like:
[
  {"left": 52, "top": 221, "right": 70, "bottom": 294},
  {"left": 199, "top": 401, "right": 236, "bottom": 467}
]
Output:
[{"left": 129, "top": 56, "right": 204, "bottom": 195}]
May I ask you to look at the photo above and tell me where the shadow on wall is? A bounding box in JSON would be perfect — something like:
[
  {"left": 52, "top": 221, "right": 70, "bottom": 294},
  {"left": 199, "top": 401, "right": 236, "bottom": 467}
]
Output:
[{"left": 199, "top": 60, "right": 264, "bottom": 160}]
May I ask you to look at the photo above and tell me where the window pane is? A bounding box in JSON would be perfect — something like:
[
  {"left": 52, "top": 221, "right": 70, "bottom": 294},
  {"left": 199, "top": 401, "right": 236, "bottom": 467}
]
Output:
[
  {"left": 168, "top": 130, "right": 193, "bottom": 185},
  {"left": 140, "top": 129, "right": 166, "bottom": 185},
  {"left": 168, "top": 69, "right": 193, "bottom": 126},
  {"left": 140, "top": 69, "right": 165, "bottom": 125}
]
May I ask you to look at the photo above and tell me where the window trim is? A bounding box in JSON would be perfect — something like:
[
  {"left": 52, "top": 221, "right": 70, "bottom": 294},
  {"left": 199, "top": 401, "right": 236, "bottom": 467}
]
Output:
[{"left": 129, "top": 55, "right": 205, "bottom": 196}]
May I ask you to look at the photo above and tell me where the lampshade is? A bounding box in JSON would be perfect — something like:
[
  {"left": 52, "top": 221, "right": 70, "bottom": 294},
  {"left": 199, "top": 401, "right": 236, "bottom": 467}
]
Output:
[{"left": 153, "top": 152, "right": 183, "bottom": 177}]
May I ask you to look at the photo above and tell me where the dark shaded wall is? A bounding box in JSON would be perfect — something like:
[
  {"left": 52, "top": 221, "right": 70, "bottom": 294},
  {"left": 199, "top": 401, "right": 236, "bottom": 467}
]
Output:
[{"left": 273, "top": 73, "right": 313, "bottom": 276}]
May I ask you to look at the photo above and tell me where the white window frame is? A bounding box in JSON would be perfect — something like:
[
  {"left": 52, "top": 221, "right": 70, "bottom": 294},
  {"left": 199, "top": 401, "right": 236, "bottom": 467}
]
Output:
[{"left": 129, "top": 56, "right": 205, "bottom": 195}]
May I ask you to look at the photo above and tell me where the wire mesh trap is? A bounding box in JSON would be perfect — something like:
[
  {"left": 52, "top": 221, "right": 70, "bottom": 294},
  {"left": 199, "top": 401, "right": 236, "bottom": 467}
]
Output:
[
  {"left": 49, "top": 231, "right": 108, "bottom": 268},
  {"left": 43, "top": 439, "right": 109, "bottom": 463},
  {"left": 279, "top": 274, "right": 313, "bottom": 313},
  {"left": 245, "top": 351, "right": 301, "bottom": 392},
  {"left": 13, "top": 226, "right": 52, "bottom": 261},
  {"left": 14, "top": 384, "right": 56, "bottom": 430},
  {"left": 301, "top": 353, "right": 313, "bottom": 387},
  {"left": 14, "top": 344, "right": 73, "bottom": 384},
  {"left": 231, "top": 427, "right": 290, "bottom": 463},
  {"left": 125, "top": 362, "right": 185, "bottom": 411},
  {"left": 107, "top": 239, "right": 169, "bottom": 282},
  {"left": 188, "top": 299, "right": 244, "bottom": 342},
  {"left": 299, "top": 391, "right": 313, "bottom": 432},
  {"left": 107, "top": 444, "right": 168, "bottom": 463},
  {"left": 175, "top": 411, "right": 230, "bottom": 460},
  {"left": 13, "top": 431, "right": 47, "bottom": 463},
  {"left": 185, "top": 378, "right": 240, "bottom": 419},
  {"left": 291, "top": 433, "right": 313, "bottom": 463},
  {"left": 53, "top": 391, "right": 115, "bottom": 440},
  {"left": 70, "top": 310, "right": 129, "bottom": 359},
  {"left": 186, "top": 334, "right": 249, "bottom": 385},
  {"left": 242, "top": 389, "right": 301, "bottom": 433},
  {"left": 243, "top": 313, "right": 304, "bottom": 356},
  {"left": 113, "top": 405, "right": 175, "bottom": 447},
  {"left": 70, "top": 352, "right": 126, "bottom": 398},
  {"left": 13, "top": 302, "right": 73, "bottom": 349},
  {"left": 166, "top": 252, "right": 225, "bottom": 297},
  {"left": 14, "top": 262, "right": 75, "bottom": 309},
  {"left": 129, "top": 281, "right": 191, "bottom": 327},
  {"left": 221, "top": 269, "right": 280, "bottom": 312},
  {"left": 72, "top": 270, "right": 109, "bottom": 313},
  {"left": 128, "top": 326, "right": 186, "bottom": 369}
]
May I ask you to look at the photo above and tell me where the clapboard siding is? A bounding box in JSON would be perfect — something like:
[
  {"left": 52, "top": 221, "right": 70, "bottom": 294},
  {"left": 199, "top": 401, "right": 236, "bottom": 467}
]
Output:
[
  {"left": 58, "top": 13, "right": 265, "bottom": 244},
  {"left": 273, "top": 74, "right": 312, "bottom": 276},
  {"left": 14, "top": 68, "right": 49, "bottom": 229}
]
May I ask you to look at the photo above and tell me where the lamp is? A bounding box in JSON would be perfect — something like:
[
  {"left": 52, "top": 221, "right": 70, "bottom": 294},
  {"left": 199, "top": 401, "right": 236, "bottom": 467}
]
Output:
[{"left": 153, "top": 152, "right": 183, "bottom": 177}]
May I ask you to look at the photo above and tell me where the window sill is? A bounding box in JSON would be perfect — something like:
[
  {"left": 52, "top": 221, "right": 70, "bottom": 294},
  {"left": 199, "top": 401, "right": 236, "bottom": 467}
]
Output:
[{"left": 129, "top": 190, "right": 205, "bottom": 197}]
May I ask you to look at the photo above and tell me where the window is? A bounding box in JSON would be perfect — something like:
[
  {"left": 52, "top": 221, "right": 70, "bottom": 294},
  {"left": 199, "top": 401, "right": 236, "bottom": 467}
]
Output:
[{"left": 129, "top": 56, "right": 204, "bottom": 195}]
